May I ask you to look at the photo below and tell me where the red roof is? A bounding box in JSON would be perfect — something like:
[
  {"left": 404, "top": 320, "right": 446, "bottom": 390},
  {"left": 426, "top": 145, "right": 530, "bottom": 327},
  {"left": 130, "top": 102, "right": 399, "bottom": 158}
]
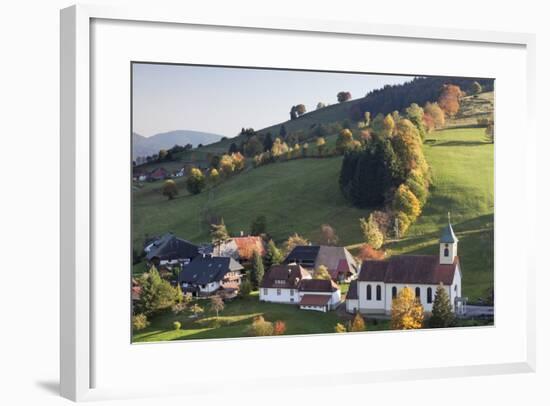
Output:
[
  {"left": 300, "top": 294, "right": 331, "bottom": 306},
  {"left": 233, "top": 236, "right": 265, "bottom": 259},
  {"left": 358, "top": 255, "right": 459, "bottom": 285}
]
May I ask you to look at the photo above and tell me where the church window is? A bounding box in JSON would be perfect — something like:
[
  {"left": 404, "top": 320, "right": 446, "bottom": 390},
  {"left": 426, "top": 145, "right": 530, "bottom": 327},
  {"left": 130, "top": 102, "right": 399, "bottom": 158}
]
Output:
[
  {"left": 367, "top": 285, "right": 372, "bottom": 300},
  {"left": 427, "top": 287, "right": 433, "bottom": 303},
  {"left": 392, "top": 286, "right": 397, "bottom": 298},
  {"left": 376, "top": 285, "right": 382, "bottom": 301},
  {"left": 415, "top": 287, "right": 420, "bottom": 298}
]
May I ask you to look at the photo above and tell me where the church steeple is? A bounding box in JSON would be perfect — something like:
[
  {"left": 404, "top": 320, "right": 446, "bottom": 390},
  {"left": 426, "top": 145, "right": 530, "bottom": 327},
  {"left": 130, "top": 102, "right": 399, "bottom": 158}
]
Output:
[{"left": 439, "top": 212, "right": 458, "bottom": 264}]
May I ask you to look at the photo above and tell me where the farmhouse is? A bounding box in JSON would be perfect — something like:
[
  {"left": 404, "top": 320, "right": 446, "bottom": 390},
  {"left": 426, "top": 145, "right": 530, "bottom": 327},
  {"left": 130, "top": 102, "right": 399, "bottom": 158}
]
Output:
[
  {"left": 144, "top": 233, "right": 200, "bottom": 267},
  {"left": 346, "top": 220, "right": 463, "bottom": 315},
  {"left": 259, "top": 264, "right": 311, "bottom": 304},
  {"left": 259, "top": 264, "right": 342, "bottom": 311},
  {"left": 178, "top": 256, "right": 244, "bottom": 297},
  {"left": 212, "top": 236, "right": 265, "bottom": 262},
  {"left": 284, "top": 245, "right": 358, "bottom": 282},
  {"left": 148, "top": 167, "right": 169, "bottom": 181}
]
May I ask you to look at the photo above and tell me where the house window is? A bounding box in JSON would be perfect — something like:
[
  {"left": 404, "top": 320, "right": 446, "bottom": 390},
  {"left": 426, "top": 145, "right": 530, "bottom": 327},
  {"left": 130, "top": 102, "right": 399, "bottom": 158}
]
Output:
[
  {"left": 415, "top": 287, "right": 420, "bottom": 298},
  {"left": 277, "top": 288, "right": 281, "bottom": 296},
  {"left": 263, "top": 288, "right": 268, "bottom": 295},
  {"left": 427, "top": 287, "right": 433, "bottom": 303},
  {"left": 367, "top": 285, "right": 372, "bottom": 300},
  {"left": 392, "top": 286, "right": 397, "bottom": 298},
  {"left": 376, "top": 285, "right": 381, "bottom": 301},
  {"left": 444, "top": 244, "right": 449, "bottom": 257}
]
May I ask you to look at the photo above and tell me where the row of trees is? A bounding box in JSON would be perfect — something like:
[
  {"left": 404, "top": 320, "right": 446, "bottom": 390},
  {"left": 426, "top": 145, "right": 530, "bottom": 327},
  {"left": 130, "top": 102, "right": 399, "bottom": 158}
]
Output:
[
  {"left": 353, "top": 77, "right": 491, "bottom": 121},
  {"left": 160, "top": 151, "right": 247, "bottom": 199}
]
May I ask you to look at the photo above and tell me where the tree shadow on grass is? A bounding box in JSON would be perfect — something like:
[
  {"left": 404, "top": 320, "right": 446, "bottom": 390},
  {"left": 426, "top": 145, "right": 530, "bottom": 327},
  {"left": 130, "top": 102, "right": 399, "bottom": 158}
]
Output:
[{"left": 430, "top": 140, "right": 491, "bottom": 147}]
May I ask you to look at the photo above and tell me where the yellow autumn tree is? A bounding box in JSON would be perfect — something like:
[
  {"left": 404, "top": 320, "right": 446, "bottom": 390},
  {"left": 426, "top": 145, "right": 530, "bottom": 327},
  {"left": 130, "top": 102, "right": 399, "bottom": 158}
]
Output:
[
  {"left": 391, "top": 286, "right": 424, "bottom": 330},
  {"left": 392, "top": 184, "right": 422, "bottom": 220},
  {"left": 383, "top": 114, "right": 396, "bottom": 137},
  {"left": 349, "top": 313, "right": 366, "bottom": 332}
]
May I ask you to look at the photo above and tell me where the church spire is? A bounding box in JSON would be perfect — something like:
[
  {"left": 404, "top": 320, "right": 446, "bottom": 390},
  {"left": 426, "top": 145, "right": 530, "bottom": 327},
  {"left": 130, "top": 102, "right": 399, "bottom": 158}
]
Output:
[{"left": 440, "top": 212, "right": 458, "bottom": 244}]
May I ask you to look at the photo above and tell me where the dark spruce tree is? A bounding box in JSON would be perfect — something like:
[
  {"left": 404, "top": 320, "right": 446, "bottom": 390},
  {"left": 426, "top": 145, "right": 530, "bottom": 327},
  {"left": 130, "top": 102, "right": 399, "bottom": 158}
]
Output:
[
  {"left": 429, "top": 284, "right": 456, "bottom": 328},
  {"left": 339, "top": 138, "right": 402, "bottom": 208},
  {"left": 263, "top": 132, "right": 274, "bottom": 152}
]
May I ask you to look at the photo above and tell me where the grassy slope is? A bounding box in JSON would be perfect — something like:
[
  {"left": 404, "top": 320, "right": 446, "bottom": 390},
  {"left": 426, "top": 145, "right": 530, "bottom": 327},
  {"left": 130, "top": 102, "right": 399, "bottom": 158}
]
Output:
[
  {"left": 133, "top": 127, "right": 493, "bottom": 300},
  {"left": 385, "top": 127, "right": 494, "bottom": 301}
]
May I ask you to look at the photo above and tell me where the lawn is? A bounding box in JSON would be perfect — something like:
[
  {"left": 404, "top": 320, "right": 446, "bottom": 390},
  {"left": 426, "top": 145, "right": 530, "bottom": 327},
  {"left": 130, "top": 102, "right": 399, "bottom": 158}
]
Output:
[
  {"left": 133, "top": 292, "right": 390, "bottom": 342},
  {"left": 384, "top": 127, "right": 494, "bottom": 301}
]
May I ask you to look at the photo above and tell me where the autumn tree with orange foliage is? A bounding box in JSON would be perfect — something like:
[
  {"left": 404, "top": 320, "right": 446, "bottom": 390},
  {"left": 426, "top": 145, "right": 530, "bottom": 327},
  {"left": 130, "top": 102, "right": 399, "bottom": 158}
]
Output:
[
  {"left": 391, "top": 286, "right": 424, "bottom": 330},
  {"left": 424, "top": 102, "right": 445, "bottom": 130},
  {"left": 358, "top": 244, "right": 385, "bottom": 261},
  {"left": 438, "top": 84, "right": 463, "bottom": 117},
  {"left": 273, "top": 320, "right": 287, "bottom": 335}
]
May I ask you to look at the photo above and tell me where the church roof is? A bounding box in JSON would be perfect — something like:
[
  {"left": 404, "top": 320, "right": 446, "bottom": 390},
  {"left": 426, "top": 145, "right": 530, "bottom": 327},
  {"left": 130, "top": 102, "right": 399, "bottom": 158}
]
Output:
[
  {"left": 358, "top": 255, "right": 459, "bottom": 285},
  {"left": 440, "top": 222, "right": 458, "bottom": 244}
]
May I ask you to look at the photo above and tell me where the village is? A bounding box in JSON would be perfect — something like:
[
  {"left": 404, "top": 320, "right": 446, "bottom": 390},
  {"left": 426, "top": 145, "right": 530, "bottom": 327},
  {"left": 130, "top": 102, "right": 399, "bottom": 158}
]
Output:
[
  {"left": 130, "top": 71, "right": 495, "bottom": 341},
  {"left": 132, "top": 215, "right": 492, "bottom": 339}
]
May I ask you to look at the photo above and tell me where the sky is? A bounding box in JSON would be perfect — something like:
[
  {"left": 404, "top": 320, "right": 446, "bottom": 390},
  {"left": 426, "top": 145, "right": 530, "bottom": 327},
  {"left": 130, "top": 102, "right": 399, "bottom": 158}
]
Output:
[{"left": 132, "top": 63, "right": 412, "bottom": 138}]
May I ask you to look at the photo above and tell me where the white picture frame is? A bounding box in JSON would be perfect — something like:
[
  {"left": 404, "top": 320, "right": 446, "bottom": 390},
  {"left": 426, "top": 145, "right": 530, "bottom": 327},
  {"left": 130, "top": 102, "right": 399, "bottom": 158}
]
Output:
[{"left": 60, "top": 4, "right": 536, "bottom": 402}]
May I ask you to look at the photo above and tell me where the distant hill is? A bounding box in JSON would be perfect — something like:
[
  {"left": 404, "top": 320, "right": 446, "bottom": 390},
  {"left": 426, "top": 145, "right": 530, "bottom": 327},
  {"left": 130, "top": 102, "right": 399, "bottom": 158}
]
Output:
[
  {"left": 133, "top": 130, "right": 225, "bottom": 159},
  {"left": 199, "top": 76, "right": 494, "bottom": 154}
]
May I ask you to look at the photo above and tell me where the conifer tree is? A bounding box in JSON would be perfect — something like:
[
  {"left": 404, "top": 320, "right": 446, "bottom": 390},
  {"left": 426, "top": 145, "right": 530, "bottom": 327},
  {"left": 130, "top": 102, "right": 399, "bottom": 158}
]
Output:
[
  {"left": 429, "top": 283, "right": 455, "bottom": 328},
  {"left": 252, "top": 250, "right": 265, "bottom": 288},
  {"left": 265, "top": 240, "right": 283, "bottom": 267}
]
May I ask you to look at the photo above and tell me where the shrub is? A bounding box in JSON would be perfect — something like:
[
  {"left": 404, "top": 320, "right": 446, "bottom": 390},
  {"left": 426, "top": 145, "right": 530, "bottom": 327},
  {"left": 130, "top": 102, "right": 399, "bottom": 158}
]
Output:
[
  {"left": 248, "top": 316, "right": 274, "bottom": 336},
  {"left": 132, "top": 314, "right": 149, "bottom": 331},
  {"left": 358, "top": 244, "right": 385, "bottom": 261},
  {"left": 173, "top": 321, "right": 182, "bottom": 330},
  {"left": 273, "top": 320, "right": 287, "bottom": 335},
  {"left": 334, "top": 323, "right": 347, "bottom": 333},
  {"left": 349, "top": 313, "right": 366, "bottom": 332}
]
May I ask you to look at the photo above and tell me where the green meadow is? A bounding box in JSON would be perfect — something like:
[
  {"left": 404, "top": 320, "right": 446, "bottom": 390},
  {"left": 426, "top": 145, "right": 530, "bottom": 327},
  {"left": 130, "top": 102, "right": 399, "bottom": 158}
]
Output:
[{"left": 133, "top": 126, "right": 493, "bottom": 301}]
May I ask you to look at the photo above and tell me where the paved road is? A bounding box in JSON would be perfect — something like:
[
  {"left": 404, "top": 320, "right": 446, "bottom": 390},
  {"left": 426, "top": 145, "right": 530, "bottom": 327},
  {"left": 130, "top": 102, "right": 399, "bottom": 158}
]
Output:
[{"left": 461, "top": 305, "right": 494, "bottom": 318}]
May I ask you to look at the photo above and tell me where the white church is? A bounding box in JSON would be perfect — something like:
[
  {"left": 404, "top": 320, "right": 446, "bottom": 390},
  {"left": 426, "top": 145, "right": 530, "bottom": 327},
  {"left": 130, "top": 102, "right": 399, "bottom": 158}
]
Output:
[{"left": 346, "top": 218, "right": 464, "bottom": 315}]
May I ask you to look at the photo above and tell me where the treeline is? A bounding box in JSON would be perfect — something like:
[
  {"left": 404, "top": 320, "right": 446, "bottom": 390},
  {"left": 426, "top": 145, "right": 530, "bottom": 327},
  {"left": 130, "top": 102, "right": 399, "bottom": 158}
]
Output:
[
  {"left": 134, "top": 143, "right": 193, "bottom": 167},
  {"left": 351, "top": 76, "right": 494, "bottom": 121}
]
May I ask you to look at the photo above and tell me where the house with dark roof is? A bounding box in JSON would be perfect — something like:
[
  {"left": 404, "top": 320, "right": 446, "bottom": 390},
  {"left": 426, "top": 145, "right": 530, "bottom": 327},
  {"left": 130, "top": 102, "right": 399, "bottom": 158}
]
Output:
[
  {"left": 178, "top": 256, "right": 244, "bottom": 297},
  {"left": 284, "top": 245, "right": 358, "bottom": 282},
  {"left": 347, "top": 219, "right": 463, "bottom": 315},
  {"left": 144, "top": 233, "right": 200, "bottom": 267},
  {"left": 259, "top": 264, "right": 341, "bottom": 311}
]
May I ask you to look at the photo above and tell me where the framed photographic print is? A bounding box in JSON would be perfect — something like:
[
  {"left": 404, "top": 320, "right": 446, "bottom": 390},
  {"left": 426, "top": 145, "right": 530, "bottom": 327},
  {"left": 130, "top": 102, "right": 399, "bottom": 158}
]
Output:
[{"left": 60, "top": 4, "right": 536, "bottom": 402}]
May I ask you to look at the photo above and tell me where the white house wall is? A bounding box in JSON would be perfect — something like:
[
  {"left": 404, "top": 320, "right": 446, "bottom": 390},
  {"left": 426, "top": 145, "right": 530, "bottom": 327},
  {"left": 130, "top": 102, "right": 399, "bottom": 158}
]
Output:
[
  {"left": 260, "top": 288, "right": 299, "bottom": 304},
  {"left": 260, "top": 288, "right": 341, "bottom": 309}
]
